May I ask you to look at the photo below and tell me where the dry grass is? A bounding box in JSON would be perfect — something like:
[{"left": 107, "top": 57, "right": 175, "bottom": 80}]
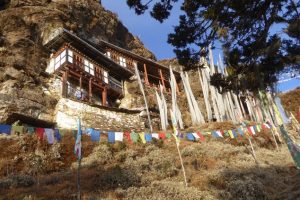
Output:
[
  {"left": 280, "top": 87, "right": 300, "bottom": 122},
  {"left": 0, "top": 126, "right": 299, "bottom": 199}
]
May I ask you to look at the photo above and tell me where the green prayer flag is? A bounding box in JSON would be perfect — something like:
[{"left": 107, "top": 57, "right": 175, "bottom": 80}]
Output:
[
  {"left": 12, "top": 125, "right": 24, "bottom": 134},
  {"left": 130, "top": 132, "right": 139, "bottom": 143},
  {"left": 26, "top": 127, "right": 35, "bottom": 134},
  {"left": 166, "top": 133, "right": 172, "bottom": 139}
]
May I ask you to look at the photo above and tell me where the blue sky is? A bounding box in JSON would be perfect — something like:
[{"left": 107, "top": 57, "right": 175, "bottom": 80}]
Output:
[
  {"left": 102, "top": 1, "right": 300, "bottom": 92},
  {"left": 102, "top": 0, "right": 183, "bottom": 60}
]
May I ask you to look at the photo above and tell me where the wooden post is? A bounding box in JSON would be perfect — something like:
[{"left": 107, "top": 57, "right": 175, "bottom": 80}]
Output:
[
  {"left": 248, "top": 137, "right": 259, "bottom": 165},
  {"left": 79, "top": 75, "right": 82, "bottom": 91},
  {"left": 89, "top": 78, "right": 92, "bottom": 103},
  {"left": 143, "top": 64, "right": 149, "bottom": 85},
  {"left": 102, "top": 87, "right": 107, "bottom": 106},
  {"left": 62, "top": 70, "right": 69, "bottom": 97},
  {"left": 159, "top": 69, "right": 166, "bottom": 91}
]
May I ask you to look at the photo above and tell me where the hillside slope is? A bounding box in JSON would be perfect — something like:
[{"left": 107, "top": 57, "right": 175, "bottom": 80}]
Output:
[
  {"left": 0, "top": 123, "right": 299, "bottom": 199},
  {"left": 280, "top": 87, "right": 300, "bottom": 122}
]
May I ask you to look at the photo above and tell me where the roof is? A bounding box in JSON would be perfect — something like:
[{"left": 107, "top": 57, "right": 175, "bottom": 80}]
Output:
[
  {"left": 43, "top": 29, "right": 134, "bottom": 79},
  {"left": 99, "top": 39, "right": 181, "bottom": 78},
  {"left": 43, "top": 29, "right": 181, "bottom": 81}
]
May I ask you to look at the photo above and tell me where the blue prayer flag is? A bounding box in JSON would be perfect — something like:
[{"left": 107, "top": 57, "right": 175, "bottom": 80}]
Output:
[
  {"left": 237, "top": 128, "right": 244, "bottom": 136},
  {"left": 186, "top": 133, "right": 195, "bottom": 141},
  {"left": 0, "top": 125, "right": 11, "bottom": 134},
  {"left": 74, "top": 118, "right": 82, "bottom": 160},
  {"left": 145, "top": 133, "right": 152, "bottom": 142},
  {"left": 54, "top": 129, "right": 61, "bottom": 142},
  {"left": 232, "top": 130, "right": 238, "bottom": 138},
  {"left": 212, "top": 131, "right": 219, "bottom": 138},
  {"left": 91, "top": 130, "right": 100, "bottom": 142},
  {"left": 108, "top": 132, "right": 115, "bottom": 143}
]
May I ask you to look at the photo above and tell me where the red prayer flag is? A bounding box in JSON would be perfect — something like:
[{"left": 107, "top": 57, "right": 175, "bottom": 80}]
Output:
[
  {"left": 35, "top": 128, "right": 45, "bottom": 141},
  {"left": 247, "top": 127, "right": 254, "bottom": 136},
  {"left": 159, "top": 132, "right": 166, "bottom": 140},
  {"left": 196, "top": 131, "right": 205, "bottom": 142},
  {"left": 124, "top": 131, "right": 132, "bottom": 144}
]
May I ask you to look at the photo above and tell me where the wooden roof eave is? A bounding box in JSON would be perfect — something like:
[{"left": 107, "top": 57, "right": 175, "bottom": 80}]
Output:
[
  {"left": 99, "top": 40, "right": 181, "bottom": 78},
  {"left": 44, "top": 29, "right": 134, "bottom": 79}
]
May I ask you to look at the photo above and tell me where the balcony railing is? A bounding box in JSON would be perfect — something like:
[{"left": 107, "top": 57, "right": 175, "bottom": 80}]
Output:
[{"left": 109, "top": 76, "right": 123, "bottom": 94}]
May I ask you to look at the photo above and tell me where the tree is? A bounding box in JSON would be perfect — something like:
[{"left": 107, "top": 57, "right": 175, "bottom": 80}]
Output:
[{"left": 125, "top": 0, "right": 300, "bottom": 91}]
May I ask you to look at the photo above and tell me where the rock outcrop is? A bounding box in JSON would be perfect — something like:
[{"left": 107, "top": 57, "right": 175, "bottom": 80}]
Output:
[{"left": 0, "top": 0, "right": 155, "bottom": 126}]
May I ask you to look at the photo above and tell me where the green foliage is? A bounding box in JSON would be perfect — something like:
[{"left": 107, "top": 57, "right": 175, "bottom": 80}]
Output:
[{"left": 125, "top": 0, "right": 300, "bottom": 91}]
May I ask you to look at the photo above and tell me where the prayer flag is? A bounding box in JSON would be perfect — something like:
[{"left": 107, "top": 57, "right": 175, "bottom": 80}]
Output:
[
  {"left": 228, "top": 130, "right": 234, "bottom": 139},
  {"left": 186, "top": 133, "right": 195, "bottom": 141},
  {"left": 26, "top": 127, "right": 35, "bottom": 134},
  {"left": 232, "top": 130, "right": 238, "bottom": 138},
  {"left": 256, "top": 125, "right": 261, "bottom": 132},
  {"left": 192, "top": 132, "right": 200, "bottom": 140},
  {"left": 139, "top": 132, "right": 146, "bottom": 144},
  {"left": 247, "top": 127, "right": 254, "bottom": 136},
  {"left": 54, "top": 129, "right": 61, "bottom": 142},
  {"left": 216, "top": 130, "right": 223, "bottom": 137},
  {"left": 115, "top": 132, "right": 124, "bottom": 142},
  {"left": 237, "top": 127, "right": 244, "bottom": 136},
  {"left": 166, "top": 133, "right": 172, "bottom": 139},
  {"left": 152, "top": 133, "right": 159, "bottom": 139},
  {"left": 250, "top": 126, "right": 256, "bottom": 135},
  {"left": 130, "top": 132, "right": 139, "bottom": 143},
  {"left": 196, "top": 132, "right": 205, "bottom": 142},
  {"left": 85, "top": 128, "right": 93, "bottom": 135},
  {"left": 35, "top": 128, "right": 45, "bottom": 141},
  {"left": 223, "top": 131, "right": 229, "bottom": 137},
  {"left": 159, "top": 132, "right": 166, "bottom": 139},
  {"left": 0, "top": 125, "right": 11, "bottom": 134},
  {"left": 108, "top": 132, "right": 115, "bottom": 143},
  {"left": 253, "top": 125, "right": 259, "bottom": 133},
  {"left": 74, "top": 118, "right": 82, "bottom": 160},
  {"left": 91, "top": 130, "right": 100, "bottom": 142},
  {"left": 45, "top": 129, "right": 55, "bottom": 144},
  {"left": 145, "top": 133, "right": 152, "bottom": 142},
  {"left": 212, "top": 131, "right": 222, "bottom": 138},
  {"left": 263, "top": 123, "right": 271, "bottom": 129},
  {"left": 12, "top": 125, "right": 24, "bottom": 135},
  {"left": 124, "top": 131, "right": 132, "bottom": 143}
]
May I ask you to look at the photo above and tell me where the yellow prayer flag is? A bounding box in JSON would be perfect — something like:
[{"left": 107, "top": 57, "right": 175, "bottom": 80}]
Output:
[
  {"left": 228, "top": 130, "right": 234, "bottom": 139},
  {"left": 139, "top": 132, "right": 146, "bottom": 144}
]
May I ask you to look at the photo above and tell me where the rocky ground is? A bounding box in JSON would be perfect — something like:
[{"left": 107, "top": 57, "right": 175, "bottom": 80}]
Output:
[{"left": 0, "top": 122, "right": 299, "bottom": 200}]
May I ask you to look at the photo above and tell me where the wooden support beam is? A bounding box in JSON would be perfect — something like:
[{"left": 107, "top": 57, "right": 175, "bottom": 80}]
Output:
[
  {"left": 143, "top": 64, "right": 149, "bottom": 85},
  {"left": 102, "top": 87, "right": 107, "bottom": 106},
  {"left": 89, "top": 78, "right": 92, "bottom": 103},
  {"left": 62, "top": 70, "right": 69, "bottom": 97},
  {"left": 159, "top": 69, "right": 166, "bottom": 91},
  {"left": 79, "top": 75, "right": 82, "bottom": 91}
]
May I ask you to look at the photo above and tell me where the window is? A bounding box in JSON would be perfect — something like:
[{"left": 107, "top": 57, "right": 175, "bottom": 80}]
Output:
[
  {"left": 54, "top": 50, "right": 66, "bottom": 70},
  {"left": 84, "top": 59, "right": 95, "bottom": 76},
  {"left": 68, "top": 49, "right": 73, "bottom": 63},
  {"left": 103, "top": 71, "right": 108, "bottom": 84},
  {"left": 119, "top": 56, "right": 126, "bottom": 67},
  {"left": 106, "top": 51, "right": 111, "bottom": 59}
]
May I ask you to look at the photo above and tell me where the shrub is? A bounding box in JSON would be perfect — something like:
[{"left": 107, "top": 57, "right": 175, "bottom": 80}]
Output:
[
  {"left": 226, "top": 178, "right": 269, "bottom": 200},
  {"left": 116, "top": 180, "right": 214, "bottom": 200},
  {"left": 0, "top": 174, "right": 35, "bottom": 188}
]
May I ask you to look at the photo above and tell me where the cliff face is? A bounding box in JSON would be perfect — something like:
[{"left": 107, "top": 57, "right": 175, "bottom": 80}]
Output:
[{"left": 0, "top": 0, "right": 155, "bottom": 125}]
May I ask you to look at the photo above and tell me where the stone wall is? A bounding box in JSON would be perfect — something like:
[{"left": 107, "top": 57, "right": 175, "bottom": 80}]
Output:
[{"left": 54, "top": 98, "right": 145, "bottom": 131}]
